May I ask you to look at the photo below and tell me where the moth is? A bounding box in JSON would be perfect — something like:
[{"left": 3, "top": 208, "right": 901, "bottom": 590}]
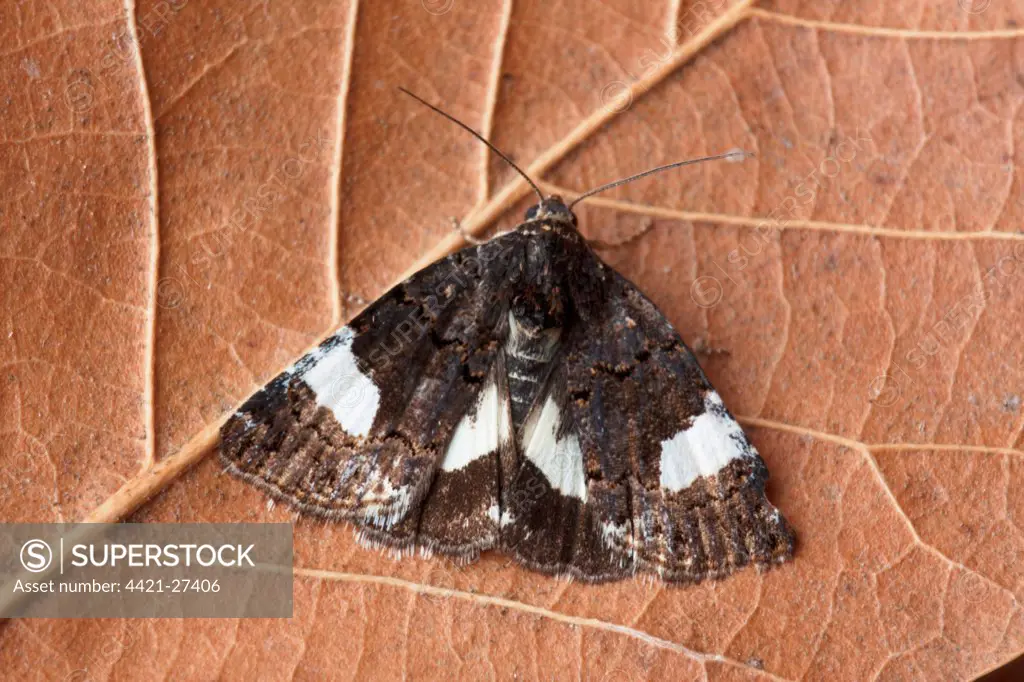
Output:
[{"left": 219, "top": 89, "right": 794, "bottom": 583}]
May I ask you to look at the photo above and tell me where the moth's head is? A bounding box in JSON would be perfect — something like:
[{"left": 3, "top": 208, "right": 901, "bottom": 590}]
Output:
[{"left": 524, "top": 195, "right": 577, "bottom": 226}]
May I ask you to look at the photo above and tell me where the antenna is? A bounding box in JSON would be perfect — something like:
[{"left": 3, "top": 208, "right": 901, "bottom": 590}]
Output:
[
  {"left": 567, "top": 150, "right": 753, "bottom": 209},
  {"left": 397, "top": 87, "right": 544, "bottom": 202}
]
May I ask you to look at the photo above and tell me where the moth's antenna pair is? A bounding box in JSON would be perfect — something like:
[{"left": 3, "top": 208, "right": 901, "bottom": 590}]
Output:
[{"left": 397, "top": 87, "right": 751, "bottom": 208}]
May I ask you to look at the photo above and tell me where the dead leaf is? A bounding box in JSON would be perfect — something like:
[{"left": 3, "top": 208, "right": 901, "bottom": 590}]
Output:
[{"left": 2, "top": 0, "right": 1024, "bottom": 679}]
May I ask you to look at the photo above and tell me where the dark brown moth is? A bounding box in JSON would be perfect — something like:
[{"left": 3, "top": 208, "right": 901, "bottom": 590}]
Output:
[{"left": 219, "top": 90, "right": 794, "bottom": 583}]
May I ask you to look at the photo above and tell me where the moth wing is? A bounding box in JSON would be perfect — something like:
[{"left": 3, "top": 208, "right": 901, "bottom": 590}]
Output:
[
  {"left": 502, "top": 266, "right": 794, "bottom": 582},
  {"left": 220, "top": 233, "right": 523, "bottom": 558},
  {"left": 500, "top": 363, "right": 635, "bottom": 581}
]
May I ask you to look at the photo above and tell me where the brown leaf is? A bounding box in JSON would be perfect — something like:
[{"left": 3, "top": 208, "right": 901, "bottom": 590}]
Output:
[{"left": 2, "top": 0, "right": 1024, "bottom": 679}]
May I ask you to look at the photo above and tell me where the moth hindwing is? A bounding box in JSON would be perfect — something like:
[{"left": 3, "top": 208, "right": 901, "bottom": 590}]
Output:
[{"left": 219, "top": 196, "right": 794, "bottom": 583}]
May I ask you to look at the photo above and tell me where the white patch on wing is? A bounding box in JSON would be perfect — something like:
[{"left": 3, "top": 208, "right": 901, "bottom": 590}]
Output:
[
  {"left": 601, "top": 520, "right": 635, "bottom": 567},
  {"left": 298, "top": 326, "right": 380, "bottom": 438},
  {"left": 350, "top": 466, "right": 413, "bottom": 529},
  {"left": 601, "top": 521, "right": 628, "bottom": 550},
  {"left": 359, "top": 477, "right": 412, "bottom": 530},
  {"left": 521, "top": 394, "right": 587, "bottom": 501},
  {"left": 659, "top": 391, "right": 755, "bottom": 492},
  {"left": 441, "top": 380, "right": 511, "bottom": 471}
]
